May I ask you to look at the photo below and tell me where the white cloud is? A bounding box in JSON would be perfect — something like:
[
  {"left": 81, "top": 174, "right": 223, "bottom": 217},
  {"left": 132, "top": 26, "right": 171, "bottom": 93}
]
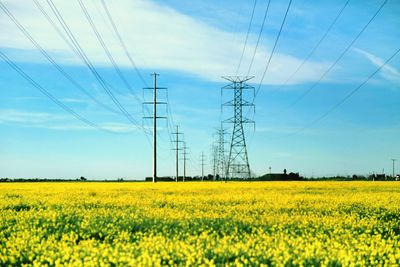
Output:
[
  {"left": 99, "top": 122, "right": 137, "bottom": 133},
  {"left": 60, "top": 98, "right": 89, "bottom": 104},
  {"left": 354, "top": 48, "right": 400, "bottom": 84},
  {"left": 0, "top": 0, "right": 330, "bottom": 85},
  {"left": 0, "top": 109, "right": 137, "bottom": 133},
  {"left": 0, "top": 109, "right": 65, "bottom": 123},
  {"left": 45, "top": 122, "right": 136, "bottom": 133}
]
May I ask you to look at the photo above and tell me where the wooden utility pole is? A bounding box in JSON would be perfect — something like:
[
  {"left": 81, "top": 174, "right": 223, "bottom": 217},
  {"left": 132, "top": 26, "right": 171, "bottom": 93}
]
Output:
[
  {"left": 152, "top": 73, "right": 158, "bottom": 183},
  {"left": 182, "top": 143, "right": 189, "bottom": 182},
  {"left": 172, "top": 126, "right": 183, "bottom": 182}
]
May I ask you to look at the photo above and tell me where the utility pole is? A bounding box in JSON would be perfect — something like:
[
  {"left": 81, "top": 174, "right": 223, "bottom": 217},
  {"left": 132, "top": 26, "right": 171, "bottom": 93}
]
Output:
[
  {"left": 392, "top": 159, "right": 397, "bottom": 178},
  {"left": 143, "top": 73, "right": 167, "bottom": 182},
  {"left": 201, "top": 152, "right": 206, "bottom": 181},
  {"left": 222, "top": 76, "right": 255, "bottom": 180},
  {"left": 172, "top": 126, "right": 183, "bottom": 182},
  {"left": 182, "top": 143, "right": 189, "bottom": 182}
]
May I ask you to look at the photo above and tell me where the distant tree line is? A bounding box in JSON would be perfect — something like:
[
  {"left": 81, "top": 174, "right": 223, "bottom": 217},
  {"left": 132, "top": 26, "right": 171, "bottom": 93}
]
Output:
[
  {"left": 0, "top": 178, "right": 79, "bottom": 182},
  {"left": 0, "top": 177, "right": 127, "bottom": 182},
  {"left": 2, "top": 173, "right": 398, "bottom": 183},
  {"left": 306, "top": 174, "right": 399, "bottom": 181}
]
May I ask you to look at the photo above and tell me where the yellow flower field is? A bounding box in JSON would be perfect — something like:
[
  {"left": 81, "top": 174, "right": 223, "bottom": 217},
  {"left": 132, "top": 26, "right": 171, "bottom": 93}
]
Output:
[{"left": 0, "top": 181, "right": 399, "bottom": 266}]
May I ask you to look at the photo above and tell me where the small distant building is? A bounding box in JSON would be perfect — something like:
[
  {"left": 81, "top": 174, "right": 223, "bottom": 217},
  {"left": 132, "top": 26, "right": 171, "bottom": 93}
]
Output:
[
  {"left": 369, "top": 174, "right": 386, "bottom": 181},
  {"left": 145, "top": 176, "right": 196, "bottom": 182},
  {"left": 258, "top": 170, "right": 302, "bottom": 181}
]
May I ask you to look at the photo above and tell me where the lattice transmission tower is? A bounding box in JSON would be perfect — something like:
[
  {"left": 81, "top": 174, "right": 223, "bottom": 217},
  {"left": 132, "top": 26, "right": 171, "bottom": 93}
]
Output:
[
  {"left": 222, "top": 76, "right": 254, "bottom": 180},
  {"left": 214, "top": 126, "right": 228, "bottom": 180}
]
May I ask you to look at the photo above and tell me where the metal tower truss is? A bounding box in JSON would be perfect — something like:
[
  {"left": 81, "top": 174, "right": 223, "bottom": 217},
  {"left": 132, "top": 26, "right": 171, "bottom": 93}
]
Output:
[
  {"left": 222, "top": 76, "right": 255, "bottom": 180},
  {"left": 214, "top": 127, "right": 228, "bottom": 180}
]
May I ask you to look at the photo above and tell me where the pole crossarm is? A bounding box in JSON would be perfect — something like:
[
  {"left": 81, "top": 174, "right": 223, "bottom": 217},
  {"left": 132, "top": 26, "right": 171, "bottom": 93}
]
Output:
[
  {"left": 143, "top": 87, "right": 168, "bottom": 90},
  {"left": 222, "top": 76, "right": 254, "bottom": 83},
  {"left": 143, "top": 102, "right": 167, "bottom": 105},
  {"left": 223, "top": 118, "right": 255, "bottom": 124},
  {"left": 143, "top": 116, "right": 167, "bottom": 119}
]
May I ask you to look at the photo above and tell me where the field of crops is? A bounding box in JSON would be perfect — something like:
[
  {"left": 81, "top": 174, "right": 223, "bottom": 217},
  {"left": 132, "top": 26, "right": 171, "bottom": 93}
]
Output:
[{"left": 1, "top": 181, "right": 399, "bottom": 266}]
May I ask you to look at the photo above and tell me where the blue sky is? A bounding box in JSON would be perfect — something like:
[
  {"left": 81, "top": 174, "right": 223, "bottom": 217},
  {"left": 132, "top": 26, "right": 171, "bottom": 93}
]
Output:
[{"left": 0, "top": 0, "right": 399, "bottom": 179}]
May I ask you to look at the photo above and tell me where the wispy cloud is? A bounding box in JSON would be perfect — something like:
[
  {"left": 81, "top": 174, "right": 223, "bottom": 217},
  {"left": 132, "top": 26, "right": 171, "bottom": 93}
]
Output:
[
  {"left": 60, "top": 98, "right": 90, "bottom": 104},
  {"left": 44, "top": 122, "right": 137, "bottom": 133},
  {"left": 0, "top": 109, "right": 66, "bottom": 123},
  {"left": 99, "top": 122, "right": 137, "bottom": 133},
  {"left": 0, "top": 0, "right": 330, "bottom": 85},
  {"left": 354, "top": 48, "right": 400, "bottom": 84},
  {"left": 0, "top": 109, "right": 137, "bottom": 133}
]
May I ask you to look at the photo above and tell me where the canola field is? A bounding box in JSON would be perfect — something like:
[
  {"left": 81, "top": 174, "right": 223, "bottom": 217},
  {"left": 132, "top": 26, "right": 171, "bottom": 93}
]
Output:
[{"left": 1, "top": 181, "right": 400, "bottom": 266}]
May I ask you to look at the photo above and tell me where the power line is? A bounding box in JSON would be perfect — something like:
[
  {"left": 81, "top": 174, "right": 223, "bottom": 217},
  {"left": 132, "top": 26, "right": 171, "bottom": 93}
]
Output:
[
  {"left": 289, "top": 0, "right": 388, "bottom": 107},
  {"left": 287, "top": 47, "right": 400, "bottom": 136},
  {"left": 0, "top": 51, "right": 114, "bottom": 133},
  {"left": 0, "top": 1, "right": 119, "bottom": 115},
  {"left": 255, "top": 0, "right": 293, "bottom": 94},
  {"left": 46, "top": 0, "right": 146, "bottom": 134},
  {"left": 97, "top": 0, "right": 155, "bottom": 137},
  {"left": 165, "top": 90, "right": 178, "bottom": 152},
  {"left": 77, "top": 0, "right": 143, "bottom": 107},
  {"left": 98, "top": 0, "right": 157, "bottom": 142},
  {"left": 277, "top": 0, "right": 351, "bottom": 90},
  {"left": 246, "top": 0, "right": 271, "bottom": 76},
  {"left": 236, "top": 0, "right": 258, "bottom": 75},
  {"left": 33, "top": 0, "right": 124, "bottom": 96},
  {"left": 100, "top": 0, "right": 148, "bottom": 87},
  {"left": 102, "top": 0, "right": 180, "bottom": 151}
]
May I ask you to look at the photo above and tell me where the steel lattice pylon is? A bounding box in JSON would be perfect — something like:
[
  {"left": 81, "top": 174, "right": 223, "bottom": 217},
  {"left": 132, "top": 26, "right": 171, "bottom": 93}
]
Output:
[
  {"left": 216, "top": 127, "right": 227, "bottom": 180},
  {"left": 222, "top": 76, "right": 254, "bottom": 180}
]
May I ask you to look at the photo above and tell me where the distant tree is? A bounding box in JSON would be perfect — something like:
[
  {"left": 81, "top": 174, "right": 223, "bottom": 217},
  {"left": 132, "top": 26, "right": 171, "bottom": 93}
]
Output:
[
  {"left": 80, "top": 176, "right": 87, "bottom": 181},
  {"left": 283, "top": 169, "right": 287, "bottom": 175}
]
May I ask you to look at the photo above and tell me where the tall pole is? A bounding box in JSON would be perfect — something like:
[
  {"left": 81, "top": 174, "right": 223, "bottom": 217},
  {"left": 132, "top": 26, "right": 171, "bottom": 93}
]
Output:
[
  {"left": 212, "top": 144, "right": 217, "bottom": 179},
  {"left": 171, "top": 126, "right": 183, "bottom": 182},
  {"left": 143, "top": 73, "right": 166, "bottom": 183},
  {"left": 176, "top": 125, "right": 179, "bottom": 182},
  {"left": 182, "top": 143, "right": 189, "bottom": 182},
  {"left": 183, "top": 145, "right": 186, "bottom": 182},
  {"left": 392, "top": 159, "right": 397, "bottom": 178},
  {"left": 152, "top": 73, "right": 159, "bottom": 183},
  {"left": 201, "top": 151, "right": 205, "bottom": 181}
]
